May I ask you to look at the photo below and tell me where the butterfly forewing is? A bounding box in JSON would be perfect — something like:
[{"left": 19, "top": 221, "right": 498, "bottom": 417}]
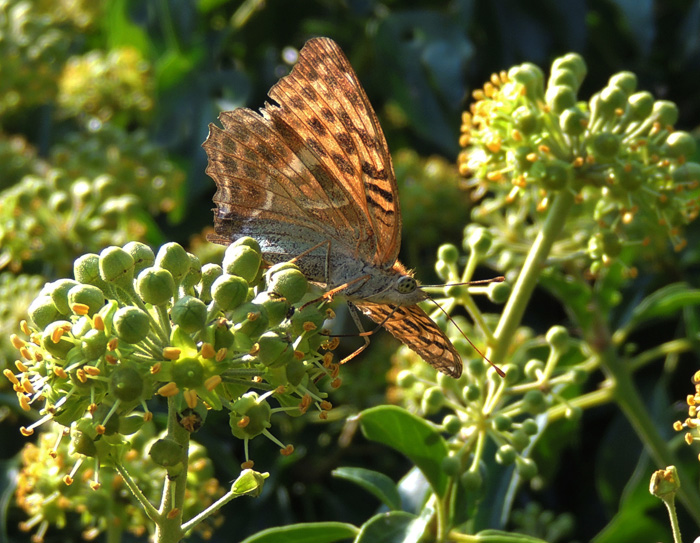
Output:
[{"left": 356, "top": 302, "right": 463, "bottom": 378}]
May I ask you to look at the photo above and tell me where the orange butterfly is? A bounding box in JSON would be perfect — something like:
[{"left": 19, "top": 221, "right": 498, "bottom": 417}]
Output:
[{"left": 203, "top": 37, "right": 466, "bottom": 377}]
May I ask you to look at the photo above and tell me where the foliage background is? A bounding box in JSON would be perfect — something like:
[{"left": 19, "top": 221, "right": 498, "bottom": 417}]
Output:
[{"left": 1, "top": 0, "right": 700, "bottom": 541}]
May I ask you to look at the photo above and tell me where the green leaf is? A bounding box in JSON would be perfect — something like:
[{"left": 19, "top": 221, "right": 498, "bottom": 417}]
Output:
[
  {"left": 103, "top": 0, "right": 151, "bottom": 54},
  {"left": 357, "top": 512, "right": 425, "bottom": 543},
  {"left": 357, "top": 405, "right": 449, "bottom": 497},
  {"left": 333, "top": 466, "right": 402, "bottom": 511},
  {"left": 239, "top": 522, "right": 359, "bottom": 543},
  {"left": 619, "top": 283, "right": 700, "bottom": 335}
]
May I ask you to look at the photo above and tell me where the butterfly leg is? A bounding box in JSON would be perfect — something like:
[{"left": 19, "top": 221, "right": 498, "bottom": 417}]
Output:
[{"left": 334, "top": 302, "right": 401, "bottom": 365}]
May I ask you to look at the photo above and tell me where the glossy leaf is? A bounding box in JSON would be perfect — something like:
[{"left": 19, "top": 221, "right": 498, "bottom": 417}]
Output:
[
  {"left": 333, "top": 467, "right": 402, "bottom": 511},
  {"left": 239, "top": 522, "right": 359, "bottom": 543}
]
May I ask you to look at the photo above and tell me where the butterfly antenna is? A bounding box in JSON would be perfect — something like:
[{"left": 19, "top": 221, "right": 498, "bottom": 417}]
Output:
[
  {"left": 421, "top": 276, "right": 505, "bottom": 289},
  {"left": 427, "top": 295, "right": 505, "bottom": 378}
]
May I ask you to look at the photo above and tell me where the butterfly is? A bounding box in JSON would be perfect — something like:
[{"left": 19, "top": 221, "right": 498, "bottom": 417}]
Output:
[{"left": 203, "top": 37, "right": 465, "bottom": 377}]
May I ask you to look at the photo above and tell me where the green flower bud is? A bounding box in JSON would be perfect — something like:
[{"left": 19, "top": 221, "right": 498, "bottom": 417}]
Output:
[
  {"left": 171, "top": 357, "right": 205, "bottom": 389},
  {"left": 256, "top": 331, "right": 294, "bottom": 367},
  {"left": 48, "top": 191, "right": 70, "bottom": 214},
  {"left": 155, "top": 242, "right": 190, "bottom": 283},
  {"left": 548, "top": 68, "right": 579, "bottom": 90},
  {"left": 617, "top": 163, "right": 645, "bottom": 191},
  {"left": 137, "top": 267, "right": 175, "bottom": 306},
  {"left": 511, "top": 429, "right": 530, "bottom": 451},
  {"left": 113, "top": 306, "right": 150, "bottom": 344},
  {"left": 48, "top": 279, "right": 79, "bottom": 315},
  {"left": 496, "top": 444, "right": 517, "bottom": 465},
  {"left": 465, "top": 227, "right": 493, "bottom": 256},
  {"left": 230, "top": 392, "right": 272, "bottom": 439},
  {"left": 72, "top": 430, "right": 97, "bottom": 457},
  {"left": 289, "top": 303, "right": 324, "bottom": 336},
  {"left": 223, "top": 244, "right": 262, "bottom": 284},
  {"left": 170, "top": 296, "right": 207, "bottom": 334},
  {"left": 671, "top": 162, "right": 700, "bottom": 183},
  {"left": 502, "top": 364, "right": 521, "bottom": 385},
  {"left": 267, "top": 264, "right": 308, "bottom": 304},
  {"left": 600, "top": 85, "right": 627, "bottom": 113},
  {"left": 41, "top": 321, "right": 74, "bottom": 359},
  {"left": 586, "top": 132, "right": 621, "bottom": 161},
  {"left": 28, "top": 295, "right": 62, "bottom": 329},
  {"left": 508, "top": 63, "right": 545, "bottom": 100},
  {"left": 546, "top": 325, "right": 569, "bottom": 350},
  {"left": 99, "top": 246, "right": 135, "bottom": 290},
  {"left": 546, "top": 85, "right": 576, "bottom": 115},
  {"left": 254, "top": 292, "right": 291, "bottom": 328},
  {"left": 149, "top": 438, "right": 183, "bottom": 467},
  {"left": 396, "top": 370, "right": 417, "bottom": 388},
  {"left": 492, "top": 414, "right": 512, "bottom": 432},
  {"left": 200, "top": 264, "right": 223, "bottom": 304},
  {"left": 516, "top": 457, "right": 538, "bottom": 480},
  {"left": 460, "top": 470, "right": 483, "bottom": 492},
  {"left": 467, "top": 358, "right": 485, "bottom": 379},
  {"left": 522, "top": 419, "right": 539, "bottom": 435},
  {"left": 109, "top": 366, "right": 144, "bottom": 402},
  {"left": 651, "top": 100, "right": 679, "bottom": 126},
  {"left": 81, "top": 329, "right": 108, "bottom": 360},
  {"left": 232, "top": 236, "right": 262, "bottom": 254},
  {"left": 551, "top": 53, "right": 586, "bottom": 86},
  {"left": 463, "top": 383, "right": 481, "bottom": 402},
  {"left": 284, "top": 358, "right": 306, "bottom": 386},
  {"left": 435, "top": 260, "right": 450, "bottom": 281},
  {"left": 67, "top": 284, "right": 105, "bottom": 316},
  {"left": 542, "top": 160, "right": 573, "bottom": 191},
  {"left": 74, "top": 253, "right": 109, "bottom": 290},
  {"left": 559, "top": 107, "right": 588, "bottom": 136},
  {"left": 437, "top": 244, "right": 460, "bottom": 264},
  {"left": 213, "top": 319, "right": 235, "bottom": 350},
  {"left": 523, "top": 389, "right": 547, "bottom": 414},
  {"left": 487, "top": 281, "right": 510, "bottom": 304},
  {"left": 71, "top": 179, "right": 92, "bottom": 204},
  {"left": 628, "top": 91, "right": 654, "bottom": 119},
  {"left": 212, "top": 274, "right": 249, "bottom": 311},
  {"left": 124, "top": 242, "right": 155, "bottom": 274},
  {"left": 524, "top": 359, "right": 545, "bottom": 379},
  {"left": 94, "top": 174, "right": 117, "bottom": 200},
  {"left": 441, "top": 455, "right": 461, "bottom": 476},
  {"left": 421, "top": 386, "right": 445, "bottom": 414},
  {"left": 232, "top": 303, "right": 269, "bottom": 341},
  {"left": 512, "top": 108, "right": 540, "bottom": 137},
  {"left": 664, "top": 131, "right": 696, "bottom": 159},
  {"left": 442, "top": 414, "right": 462, "bottom": 434},
  {"left": 182, "top": 253, "right": 202, "bottom": 291},
  {"left": 608, "top": 71, "right": 637, "bottom": 95}
]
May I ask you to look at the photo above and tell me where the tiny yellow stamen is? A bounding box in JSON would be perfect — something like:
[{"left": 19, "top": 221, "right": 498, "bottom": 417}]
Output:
[
  {"left": 184, "top": 389, "right": 198, "bottom": 409},
  {"left": 201, "top": 343, "right": 216, "bottom": 359},
  {"left": 72, "top": 303, "right": 90, "bottom": 316},
  {"left": 157, "top": 382, "right": 179, "bottom": 397},
  {"left": 163, "top": 347, "right": 181, "bottom": 360}
]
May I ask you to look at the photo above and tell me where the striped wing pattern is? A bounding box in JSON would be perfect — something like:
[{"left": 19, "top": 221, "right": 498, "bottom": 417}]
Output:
[{"left": 356, "top": 302, "right": 463, "bottom": 378}]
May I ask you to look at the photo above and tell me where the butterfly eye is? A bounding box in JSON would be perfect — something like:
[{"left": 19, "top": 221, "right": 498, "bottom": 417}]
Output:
[{"left": 397, "top": 276, "right": 417, "bottom": 294}]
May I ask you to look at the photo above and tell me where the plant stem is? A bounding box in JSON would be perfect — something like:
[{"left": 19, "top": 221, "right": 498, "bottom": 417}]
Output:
[
  {"left": 154, "top": 396, "right": 190, "bottom": 543},
  {"left": 601, "top": 345, "right": 700, "bottom": 525},
  {"left": 490, "top": 190, "right": 575, "bottom": 362}
]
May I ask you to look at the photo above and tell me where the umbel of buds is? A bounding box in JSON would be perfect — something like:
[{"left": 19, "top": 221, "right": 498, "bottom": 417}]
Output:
[
  {"left": 459, "top": 52, "right": 699, "bottom": 273},
  {"left": 6, "top": 239, "right": 338, "bottom": 469}
]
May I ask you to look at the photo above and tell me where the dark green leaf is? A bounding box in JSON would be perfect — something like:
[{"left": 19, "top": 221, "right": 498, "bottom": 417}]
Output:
[
  {"left": 239, "top": 522, "right": 358, "bottom": 543},
  {"left": 356, "top": 512, "right": 424, "bottom": 543},
  {"left": 333, "top": 466, "right": 402, "bottom": 511},
  {"left": 620, "top": 283, "right": 700, "bottom": 335},
  {"left": 357, "top": 405, "right": 449, "bottom": 497}
]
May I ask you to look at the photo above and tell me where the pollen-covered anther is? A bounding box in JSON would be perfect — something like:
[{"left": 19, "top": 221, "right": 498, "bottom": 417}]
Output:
[
  {"left": 150, "top": 362, "right": 161, "bottom": 374},
  {"left": 105, "top": 354, "right": 118, "bottom": 364},
  {"left": 280, "top": 444, "right": 294, "bottom": 456},
  {"left": 19, "top": 347, "right": 32, "bottom": 360},
  {"left": 512, "top": 129, "right": 522, "bottom": 142},
  {"left": 20, "top": 320, "right": 31, "bottom": 335},
  {"left": 157, "top": 382, "right": 179, "bottom": 397},
  {"left": 331, "top": 377, "right": 342, "bottom": 388},
  {"left": 18, "top": 394, "right": 31, "bottom": 411},
  {"left": 163, "top": 347, "right": 181, "bottom": 360},
  {"left": 320, "top": 401, "right": 332, "bottom": 411},
  {"left": 274, "top": 385, "right": 286, "bottom": 394},
  {"left": 685, "top": 432, "right": 695, "bottom": 445},
  {"left": 241, "top": 460, "right": 254, "bottom": 469},
  {"left": 20, "top": 426, "right": 33, "bottom": 436},
  {"left": 322, "top": 337, "right": 340, "bottom": 351},
  {"left": 330, "top": 364, "right": 340, "bottom": 378},
  {"left": 90, "top": 482, "right": 101, "bottom": 491},
  {"left": 246, "top": 311, "right": 258, "bottom": 321},
  {"left": 76, "top": 368, "right": 88, "bottom": 383},
  {"left": 15, "top": 360, "right": 28, "bottom": 372},
  {"left": 487, "top": 171, "right": 502, "bottom": 181},
  {"left": 622, "top": 211, "right": 635, "bottom": 224},
  {"left": 237, "top": 415, "right": 250, "bottom": 428},
  {"left": 673, "top": 421, "right": 684, "bottom": 431},
  {"left": 252, "top": 375, "right": 263, "bottom": 383},
  {"left": 88, "top": 403, "right": 98, "bottom": 414},
  {"left": 53, "top": 366, "right": 68, "bottom": 378},
  {"left": 84, "top": 366, "right": 101, "bottom": 376},
  {"left": 51, "top": 327, "right": 65, "bottom": 344},
  {"left": 184, "top": 389, "right": 198, "bottom": 409},
  {"left": 303, "top": 321, "right": 317, "bottom": 331},
  {"left": 107, "top": 338, "right": 118, "bottom": 351},
  {"left": 526, "top": 152, "right": 538, "bottom": 162},
  {"left": 293, "top": 350, "right": 305, "bottom": 360},
  {"left": 201, "top": 343, "right": 216, "bottom": 359},
  {"left": 95, "top": 425, "right": 106, "bottom": 435},
  {"left": 94, "top": 315, "right": 105, "bottom": 331},
  {"left": 319, "top": 411, "right": 328, "bottom": 420},
  {"left": 538, "top": 145, "right": 551, "bottom": 154},
  {"left": 205, "top": 375, "right": 221, "bottom": 391},
  {"left": 4, "top": 369, "right": 19, "bottom": 385},
  {"left": 10, "top": 334, "right": 25, "bottom": 350},
  {"left": 686, "top": 418, "right": 698, "bottom": 429},
  {"left": 322, "top": 352, "right": 334, "bottom": 367},
  {"left": 572, "top": 157, "right": 584, "bottom": 168},
  {"left": 72, "top": 303, "right": 90, "bottom": 316},
  {"left": 21, "top": 378, "right": 35, "bottom": 394}
]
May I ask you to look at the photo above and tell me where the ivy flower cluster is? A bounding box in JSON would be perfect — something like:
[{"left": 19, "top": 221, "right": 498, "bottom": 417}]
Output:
[
  {"left": 5, "top": 239, "right": 337, "bottom": 476},
  {"left": 459, "top": 52, "right": 699, "bottom": 273}
]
